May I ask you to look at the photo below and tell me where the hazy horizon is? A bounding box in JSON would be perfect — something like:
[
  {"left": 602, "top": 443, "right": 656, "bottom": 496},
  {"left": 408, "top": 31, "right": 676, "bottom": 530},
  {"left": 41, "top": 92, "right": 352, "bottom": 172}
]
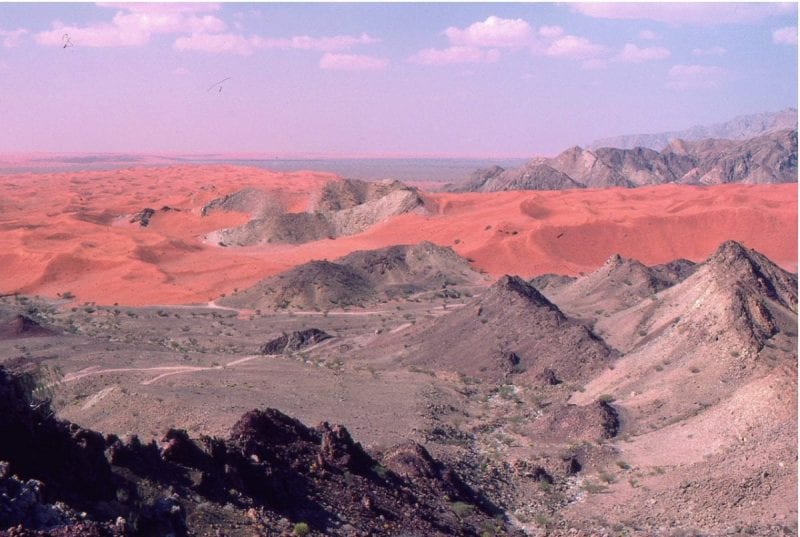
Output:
[{"left": 0, "top": 2, "right": 796, "bottom": 156}]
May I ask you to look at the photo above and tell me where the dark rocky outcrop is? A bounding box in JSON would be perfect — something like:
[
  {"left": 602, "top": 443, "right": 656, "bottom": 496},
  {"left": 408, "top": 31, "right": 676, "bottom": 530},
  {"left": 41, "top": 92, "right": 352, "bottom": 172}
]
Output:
[
  {"left": 0, "top": 367, "right": 514, "bottom": 536},
  {"left": 526, "top": 400, "right": 619, "bottom": 443},
  {"left": 0, "top": 315, "right": 54, "bottom": 340},
  {"left": 129, "top": 208, "right": 155, "bottom": 227},
  {"left": 260, "top": 329, "right": 332, "bottom": 354}
]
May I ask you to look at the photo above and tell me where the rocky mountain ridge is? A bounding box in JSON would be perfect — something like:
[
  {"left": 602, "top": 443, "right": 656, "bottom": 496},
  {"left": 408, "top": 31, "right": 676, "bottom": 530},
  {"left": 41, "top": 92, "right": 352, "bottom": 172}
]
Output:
[
  {"left": 454, "top": 128, "right": 797, "bottom": 191},
  {"left": 588, "top": 108, "right": 798, "bottom": 150}
]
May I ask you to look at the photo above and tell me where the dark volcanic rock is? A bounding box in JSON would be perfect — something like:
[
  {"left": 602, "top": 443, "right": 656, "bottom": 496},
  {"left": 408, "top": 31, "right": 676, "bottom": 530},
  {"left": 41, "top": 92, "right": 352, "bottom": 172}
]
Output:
[
  {"left": 129, "top": 208, "right": 155, "bottom": 227},
  {"left": 260, "top": 329, "right": 332, "bottom": 354},
  {"left": 538, "top": 368, "right": 562, "bottom": 386},
  {"left": 0, "top": 367, "right": 516, "bottom": 536}
]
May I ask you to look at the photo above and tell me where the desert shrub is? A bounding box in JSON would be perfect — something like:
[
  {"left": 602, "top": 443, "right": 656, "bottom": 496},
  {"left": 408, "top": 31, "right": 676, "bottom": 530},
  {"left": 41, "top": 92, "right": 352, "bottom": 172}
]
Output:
[
  {"left": 292, "top": 522, "right": 310, "bottom": 536},
  {"left": 450, "top": 501, "right": 473, "bottom": 518}
]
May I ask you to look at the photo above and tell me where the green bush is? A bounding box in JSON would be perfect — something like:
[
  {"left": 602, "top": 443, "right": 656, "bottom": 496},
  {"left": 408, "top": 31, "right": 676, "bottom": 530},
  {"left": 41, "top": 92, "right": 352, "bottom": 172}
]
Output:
[
  {"left": 292, "top": 522, "right": 310, "bottom": 536},
  {"left": 451, "top": 501, "right": 473, "bottom": 518}
]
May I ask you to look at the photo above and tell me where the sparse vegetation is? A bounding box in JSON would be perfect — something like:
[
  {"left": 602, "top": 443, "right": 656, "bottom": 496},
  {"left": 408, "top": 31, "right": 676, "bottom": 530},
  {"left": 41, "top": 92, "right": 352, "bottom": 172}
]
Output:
[
  {"left": 292, "top": 522, "right": 310, "bottom": 536},
  {"left": 450, "top": 501, "right": 473, "bottom": 518}
]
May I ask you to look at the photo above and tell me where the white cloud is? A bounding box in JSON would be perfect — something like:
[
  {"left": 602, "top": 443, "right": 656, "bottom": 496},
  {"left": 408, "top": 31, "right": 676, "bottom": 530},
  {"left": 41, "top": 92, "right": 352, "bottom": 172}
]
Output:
[
  {"left": 174, "top": 32, "right": 257, "bottom": 55},
  {"left": 95, "top": 3, "right": 221, "bottom": 14},
  {"left": 412, "top": 15, "right": 609, "bottom": 67},
  {"left": 773, "top": 26, "right": 798, "bottom": 45},
  {"left": 37, "top": 21, "right": 150, "bottom": 47},
  {"left": 444, "top": 16, "right": 532, "bottom": 48},
  {"left": 319, "top": 53, "right": 388, "bottom": 71},
  {"left": 174, "top": 31, "right": 380, "bottom": 56},
  {"left": 543, "top": 35, "right": 607, "bottom": 60},
  {"left": 36, "top": 4, "right": 379, "bottom": 57},
  {"left": 538, "top": 25, "right": 564, "bottom": 39},
  {"left": 257, "top": 33, "right": 379, "bottom": 52},
  {"left": 616, "top": 43, "right": 670, "bottom": 63},
  {"left": 667, "top": 64, "right": 727, "bottom": 90},
  {"left": 691, "top": 46, "right": 727, "bottom": 56},
  {"left": 638, "top": 29, "right": 658, "bottom": 40},
  {"left": 573, "top": 3, "right": 792, "bottom": 25},
  {"left": 0, "top": 28, "right": 27, "bottom": 48},
  {"left": 36, "top": 4, "right": 227, "bottom": 48},
  {"left": 407, "top": 46, "right": 501, "bottom": 65}
]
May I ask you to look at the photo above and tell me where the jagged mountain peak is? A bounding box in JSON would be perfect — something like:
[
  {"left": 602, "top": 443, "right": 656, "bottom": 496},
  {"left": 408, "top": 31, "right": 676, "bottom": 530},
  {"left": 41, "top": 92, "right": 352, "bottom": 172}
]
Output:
[{"left": 705, "top": 240, "right": 797, "bottom": 313}]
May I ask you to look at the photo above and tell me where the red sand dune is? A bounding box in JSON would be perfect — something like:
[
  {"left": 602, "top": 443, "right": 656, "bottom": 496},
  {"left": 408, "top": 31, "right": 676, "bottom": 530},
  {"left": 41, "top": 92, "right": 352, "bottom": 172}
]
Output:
[{"left": 0, "top": 165, "right": 795, "bottom": 305}]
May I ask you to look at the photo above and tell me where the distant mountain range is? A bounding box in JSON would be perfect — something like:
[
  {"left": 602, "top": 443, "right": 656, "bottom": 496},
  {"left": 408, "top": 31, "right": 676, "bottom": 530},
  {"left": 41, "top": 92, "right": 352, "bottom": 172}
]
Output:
[
  {"left": 588, "top": 108, "right": 797, "bottom": 151},
  {"left": 452, "top": 127, "right": 797, "bottom": 192}
]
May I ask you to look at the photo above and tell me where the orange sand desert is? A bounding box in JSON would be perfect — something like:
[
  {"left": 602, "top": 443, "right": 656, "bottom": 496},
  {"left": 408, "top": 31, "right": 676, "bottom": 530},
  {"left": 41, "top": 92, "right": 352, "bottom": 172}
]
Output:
[{"left": 0, "top": 165, "right": 796, "bottom": 305}]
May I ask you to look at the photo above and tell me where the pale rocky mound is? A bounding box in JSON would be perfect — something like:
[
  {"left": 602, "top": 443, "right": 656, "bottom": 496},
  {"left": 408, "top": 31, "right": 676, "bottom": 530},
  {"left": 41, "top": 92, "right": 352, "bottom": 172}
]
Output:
[
  {"left": 455, "top": 129, "right": 797, "bottom": 191},
  {"left": 200, "top": 187, "right": 280, "bottom": 218},
  {"left": 391, "top": 275, "right": 614, "bottom": 383},
  {"left": 220, "top": 241, "right": 484, "bottom": 311},
  {"left": 562, "top": 242, "right": 797, "bottom": 535},
  {"left": 537, "top": 254, "right": 697, "bottom": 322},
  {"left": 528, "top": 274, "right": 576, "bottom": 293},
  {"left": 211, "top": 212, "right": 334, "bottom": 246},
  {"left": 452, "top": 162, "right": 583, "bottom": 192},
  {"left": 206, "top": 178, "right": 427, "bottom": 246}
]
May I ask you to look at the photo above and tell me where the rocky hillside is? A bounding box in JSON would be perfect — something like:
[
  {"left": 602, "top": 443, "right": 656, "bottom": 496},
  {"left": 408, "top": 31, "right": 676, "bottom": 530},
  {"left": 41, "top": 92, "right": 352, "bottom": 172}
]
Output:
[
  {"left": 219, "top": 241, "right": 486, "bottom": 311},
  {"left": 533, "top": 254, "right": 697, "bottom": 322},
  {"left": 386, "top": 275, "right": 615, "bottom": 383},
  {"left": 454, "top": 128, "right": 797, "bottom": 191},
  {"left": 0, "top": 366, "right": 517, "bottom": 537},
  {"left": 568, "top": 240, "right": 797, "bottom": 431},
  {"left": 588, "top": 108, "right": 798, "bottom": 150},
  {"left": 205, "top": 178, "right": 427, "bottom": 246}
]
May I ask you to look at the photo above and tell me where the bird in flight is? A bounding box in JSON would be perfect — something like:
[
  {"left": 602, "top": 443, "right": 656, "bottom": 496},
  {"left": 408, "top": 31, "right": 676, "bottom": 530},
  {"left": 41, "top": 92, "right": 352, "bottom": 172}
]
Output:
[
  {"left": 207, "top": 77, "right": 232, "bottom": 94},
  {"left": 62, "top": 33, "right": 73, "bottom": 49}
]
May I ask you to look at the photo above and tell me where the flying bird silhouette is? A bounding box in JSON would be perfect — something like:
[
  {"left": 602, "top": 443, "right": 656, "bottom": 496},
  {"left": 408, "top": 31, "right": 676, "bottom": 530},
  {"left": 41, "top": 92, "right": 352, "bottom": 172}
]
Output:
[
  {"left": 62, "top": 33, "right": 73, "bottom": 49},
  {"left": 207, "top": 77, "right": 232, "bottom": 94}
]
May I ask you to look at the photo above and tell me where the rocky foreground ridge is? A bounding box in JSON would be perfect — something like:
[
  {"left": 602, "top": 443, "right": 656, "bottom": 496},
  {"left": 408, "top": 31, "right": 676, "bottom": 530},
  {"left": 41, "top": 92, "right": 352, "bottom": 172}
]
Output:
[{"left": 0, "top": 367, "right": 517, "bottom": 537}]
